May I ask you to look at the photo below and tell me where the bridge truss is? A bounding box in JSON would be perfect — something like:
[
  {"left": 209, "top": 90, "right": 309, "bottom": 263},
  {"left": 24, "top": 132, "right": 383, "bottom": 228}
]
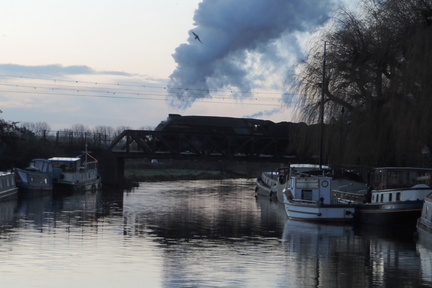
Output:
[{"left": 107, "top": 130, "right": 295, "bottom": 162}]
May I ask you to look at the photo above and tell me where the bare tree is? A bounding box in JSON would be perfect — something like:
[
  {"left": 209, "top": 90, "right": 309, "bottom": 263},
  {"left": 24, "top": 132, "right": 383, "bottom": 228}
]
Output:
[{"left": 294, "top": 0, "right": 432, "bottom": 166}]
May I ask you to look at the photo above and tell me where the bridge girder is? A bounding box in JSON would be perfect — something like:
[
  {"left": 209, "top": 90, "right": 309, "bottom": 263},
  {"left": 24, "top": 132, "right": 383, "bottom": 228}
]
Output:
[{"left": 107, "top": 130, "right": 295, "bottom": 162}]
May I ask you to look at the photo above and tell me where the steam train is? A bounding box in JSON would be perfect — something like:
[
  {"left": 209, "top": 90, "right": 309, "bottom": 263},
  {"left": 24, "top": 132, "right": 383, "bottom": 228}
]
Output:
[
  {"left": 153, "top": 114, "right": 301, "bottom": 157},
  {"left": 154, "top": 114, "right": 290, "bottom": 136}
]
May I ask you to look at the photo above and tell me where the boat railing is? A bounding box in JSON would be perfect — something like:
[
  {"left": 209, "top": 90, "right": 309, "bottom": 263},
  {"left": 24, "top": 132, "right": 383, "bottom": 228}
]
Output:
[
  {"left": 291, "top": 198, "right": 320, "bottom": 205},
  {"left": 333, "top": 189, "right": 366, "bottom": 204}
]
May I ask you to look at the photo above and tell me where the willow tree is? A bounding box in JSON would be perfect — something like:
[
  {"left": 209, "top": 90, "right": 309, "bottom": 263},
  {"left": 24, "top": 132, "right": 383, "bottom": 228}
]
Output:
[{"left": 294, "top": 0, "right": 432, "bottom": 167}]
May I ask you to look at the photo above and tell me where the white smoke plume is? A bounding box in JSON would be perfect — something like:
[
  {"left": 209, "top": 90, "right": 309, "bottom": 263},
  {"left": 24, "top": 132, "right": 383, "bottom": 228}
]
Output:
[{"left": 167, "top": 0, "right": 335, "bottom": 108}]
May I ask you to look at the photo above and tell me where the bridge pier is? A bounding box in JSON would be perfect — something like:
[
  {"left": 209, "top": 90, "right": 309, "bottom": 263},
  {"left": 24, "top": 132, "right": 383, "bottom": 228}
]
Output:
[{"left": 100, "top": 153, "right": 125, "bottom": 187}]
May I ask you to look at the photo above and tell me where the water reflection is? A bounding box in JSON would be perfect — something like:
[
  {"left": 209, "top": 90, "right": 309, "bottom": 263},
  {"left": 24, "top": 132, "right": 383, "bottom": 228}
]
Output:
[
  {"left": 282, "top": 220, "right": 362, "bottom": 287},
  {"left": 0, "top": 198, "right": 18, "bottom": 233},
  {"left": 123, "top": 179, "right": 278, "bottom": 242},
  {"left": 13, "top": 188, "right": 124, "bottom": 232},
  {"left": 0, "top": 179, "right": 429, "bottom": 287},
  {"left": 281, "top": 220, "right": 426, "bottom": 288},
  {"left": 417, "top": 238, "right": 432, "bottom": 286}
]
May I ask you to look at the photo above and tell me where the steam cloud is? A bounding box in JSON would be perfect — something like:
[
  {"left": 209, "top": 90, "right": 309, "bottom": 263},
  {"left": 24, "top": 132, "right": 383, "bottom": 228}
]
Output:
[{"left": 167, "top": 0, "right": 334, "bottom": 108}]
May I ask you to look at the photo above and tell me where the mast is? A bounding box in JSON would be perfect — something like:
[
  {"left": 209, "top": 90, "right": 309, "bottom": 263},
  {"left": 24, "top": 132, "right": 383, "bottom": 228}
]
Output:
[{"left": 319, "top": 41, "right": 327, "bottom": 169}]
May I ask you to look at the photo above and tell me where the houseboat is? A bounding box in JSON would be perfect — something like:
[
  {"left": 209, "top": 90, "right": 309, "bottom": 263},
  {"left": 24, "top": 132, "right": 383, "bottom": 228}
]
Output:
[
  {"left": 255, "top": 167, "right": 290, "bottom": 199},
  {"left": 282, "top": 171, "right": 357, "bottom": 223},
  {"left": 417, "top": 192, "right": 432, "bottom": 247},
  {"left": 0, "top": 171, "right": 18, "bottom": 200},
  {"left": 50, "top": 150, "right": 101, "bottom": 193},
  {"left": 14, "top": 158, "right": 53, "bottom": 192},
  {"left": 356, "top": 167, "right": 432, "bottom": 228}
]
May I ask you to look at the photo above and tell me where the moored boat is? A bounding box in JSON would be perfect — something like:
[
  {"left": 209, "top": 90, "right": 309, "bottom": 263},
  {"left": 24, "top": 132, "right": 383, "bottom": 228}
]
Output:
[
  {"left": 14, "top": 158, "right": 53, "bottom": 192},
  {"left": 255, "top": 171, "right": 279, "bottom": 198},
  {"left": 282, "top": 171, "right": 357, "bottom": 223},
  {"left": 49, "top": 149, "right": 101, "bottom": 193},
  {"left": 275, "top": 164, "right": 330, "bottom": 203},
  {"left": 0, "top": 171, "right": 18, "bottom": 200},
  {"left": 356, "top": 167, "right": 432, "bottom": 228},
  {"left": 255, "top": 167, "right": 290, "bottom": 199},
  {"left": 417, "top": 192, "right": 432, "bottom": 240}
]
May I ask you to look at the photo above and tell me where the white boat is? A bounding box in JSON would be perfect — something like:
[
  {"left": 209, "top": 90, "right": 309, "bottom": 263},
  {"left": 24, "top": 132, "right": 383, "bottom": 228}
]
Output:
[
  {"left": 14, "top": 158, "right": 53, "bottom": 191},
  {"left": 276, "top": 164, "right": 333, "bottom": 203},
  {"left": 417, "top": 192, "right": 432, "bottom": 241},
  {"left": 49, "top": 149, "right": 101, "bottom": 193},
  {"left": 282, "top": 169, "right": 357, "bottom": 223},
  {"left": 255, "top": 167, "right": 290, "bottom": 199},
  {"left": 255, "top": 171, "right": 278, "bottom": 198},
  {"left": 0, "top": 171, "right": 18, "bottom": 199},
  {"left": 357, "top": 167, "right": 432, "bottom": 228}
]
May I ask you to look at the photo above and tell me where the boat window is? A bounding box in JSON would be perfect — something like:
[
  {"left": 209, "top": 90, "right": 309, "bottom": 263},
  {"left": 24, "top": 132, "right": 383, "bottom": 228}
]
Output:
[
  {"left": 396, "top": 192, "right": 401, "bottom": 201},
  {"left": 380, "top": 194, "right": 384, "bottom": 202},
  {"left": 389, "top": 193, "right": 392, "bottom": 202},
  {"left": 301, "top": 190, "right": 313, "bottom": 201},
  {"left": 388, "top": 171, "right": 400, "bottom": 187}
]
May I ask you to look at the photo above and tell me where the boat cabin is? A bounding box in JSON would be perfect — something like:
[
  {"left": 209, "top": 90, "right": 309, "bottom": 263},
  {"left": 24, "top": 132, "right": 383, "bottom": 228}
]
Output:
[
  {"left": 49, "top": 157, "right": 81, "bottom": 172},
  {"left": 289, "top": 164, "right": 331, "bottom": 177},
  {"left": 28, "top": 159, "right": 53, "bottom": 173},
  {"left": 287, "top": 175, "right": 332, "bottom": 204},
  {"left": 372, "top": 167, "right": 432, "bottom": 190},
  {"left": 49, "top": 155, "right": 98, "bottom": 173},
  {"left": 367, "top": 167, "right": 432, "bottom": 203}
]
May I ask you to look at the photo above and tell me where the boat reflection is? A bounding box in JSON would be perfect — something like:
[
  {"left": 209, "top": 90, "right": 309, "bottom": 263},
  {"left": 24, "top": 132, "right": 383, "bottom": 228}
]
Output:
[
  {"left": 13, "top": 187, "right": 124, "bottom": 232},
  {"left": 254, "top": 194, "right": 287, "bottom": 236},
  {"left": 281, "top": 219, "right": 424, "bottom": 287},
  {"left": 417, "top": 239, "right": 432, "bottom": 286},
  {"left": 281, "top": 220, "right": 358, "bottom": 287},
  {"left": 0, "top": 198, "right": 18, "bottom": 233}
]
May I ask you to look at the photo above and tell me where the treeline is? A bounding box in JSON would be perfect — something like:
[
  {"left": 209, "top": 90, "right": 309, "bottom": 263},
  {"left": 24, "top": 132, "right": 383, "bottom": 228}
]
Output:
[
  {"left": 294, "top": 0, "right": 432, "bottom": 167},
  {"left": 0, "top": 119, "right": 154, "bottom": 171},
  {"left": 18, "top": 122, "right": 153, "bottom": 139}
]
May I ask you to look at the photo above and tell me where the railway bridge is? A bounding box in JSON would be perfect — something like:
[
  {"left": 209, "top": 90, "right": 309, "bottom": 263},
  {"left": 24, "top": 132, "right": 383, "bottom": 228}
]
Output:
[{"left": 101, "top": 129, "right": 296, "bottom": 185}]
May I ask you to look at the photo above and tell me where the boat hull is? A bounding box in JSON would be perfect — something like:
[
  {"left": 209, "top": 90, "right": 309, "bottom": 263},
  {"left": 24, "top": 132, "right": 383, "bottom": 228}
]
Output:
[
  {"left": 54, "top": 177, "right": 102, "bottom": 193},
  {"left": 15, "top": 168, "right": 52, "bottom": 191},
  {"left": 284, "top": 200, "right": 356, "bottom": 223},
  {"left": 255, "top": 171, "right": 279, "bottom": 197},
  {"left": 0, "top": 172, "right": 18, "bottom": 200},
  {"left": 0, "top": 186, "right": 18, "bottom": 200},
  {"left": 255, "top": 177, "right": 276, "bottom": 198},
  {"left": 356, "top": 201, "right": 423, "bottom": 227},
  {"left": 417, "top": 195, "right": 432, "bottom": 243}
]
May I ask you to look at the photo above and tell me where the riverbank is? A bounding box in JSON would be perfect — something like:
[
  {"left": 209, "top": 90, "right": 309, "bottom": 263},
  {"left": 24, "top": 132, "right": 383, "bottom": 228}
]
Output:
[
  {"left": 123, "top": 159, "right": 281, "bottom": 182},
  {"left": 124, "top": 169, "right": 240, "bottom": 182}
]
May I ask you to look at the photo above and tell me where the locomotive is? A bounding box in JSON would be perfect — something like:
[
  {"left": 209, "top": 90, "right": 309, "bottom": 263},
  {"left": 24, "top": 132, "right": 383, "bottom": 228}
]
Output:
[{"left": 155, "top": 114, "right": 277, "bottom": 135}]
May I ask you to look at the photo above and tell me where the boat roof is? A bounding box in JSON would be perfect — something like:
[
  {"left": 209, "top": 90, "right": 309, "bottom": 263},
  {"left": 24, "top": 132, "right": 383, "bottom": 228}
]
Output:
[
  {"left": 0, "top": 171, "right": 13, "bottom": 176},
  {"left": 49, "top": 157, "right": 80, "bottom": 162},
  {"left": 290, "top": 164, "right": 331, "bottom": 170},
  {"left": 31, "top": 158, "right": 51, "bottom": 163}
]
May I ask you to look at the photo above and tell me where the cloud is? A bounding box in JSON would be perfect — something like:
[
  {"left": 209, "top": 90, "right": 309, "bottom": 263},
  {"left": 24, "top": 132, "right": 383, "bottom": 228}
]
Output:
[
  {"left": 0, "top": 64, "right": 133, "bottom": 77},
  {"left": 246, "top": 107, "right": 282, "bottom": 119},
  {"left": 167, "top": 0, "right": 334, "bottom": 108}
]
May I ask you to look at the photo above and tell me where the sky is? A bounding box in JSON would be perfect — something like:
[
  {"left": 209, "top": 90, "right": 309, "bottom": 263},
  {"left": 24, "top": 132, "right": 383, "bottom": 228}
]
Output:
[{"left": 0, "top": 0, "right": 353, "bottom": 131}]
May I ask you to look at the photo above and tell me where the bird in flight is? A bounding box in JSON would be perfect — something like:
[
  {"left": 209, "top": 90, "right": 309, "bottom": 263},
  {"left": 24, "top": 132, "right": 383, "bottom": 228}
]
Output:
[{"left": 192, "top": 31, "right": 202, "bottom": 43}]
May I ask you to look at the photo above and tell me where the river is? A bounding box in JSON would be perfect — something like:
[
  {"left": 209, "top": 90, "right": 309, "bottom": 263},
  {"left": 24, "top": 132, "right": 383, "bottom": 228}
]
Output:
[{"left": 0, "top": 178, "right": 430, "bottom": 287}]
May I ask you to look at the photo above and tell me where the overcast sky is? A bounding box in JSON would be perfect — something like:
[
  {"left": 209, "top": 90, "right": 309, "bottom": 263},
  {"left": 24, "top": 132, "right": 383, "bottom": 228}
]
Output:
[{"left": 0, "top": 0, "right": 352, "bottom": 131}]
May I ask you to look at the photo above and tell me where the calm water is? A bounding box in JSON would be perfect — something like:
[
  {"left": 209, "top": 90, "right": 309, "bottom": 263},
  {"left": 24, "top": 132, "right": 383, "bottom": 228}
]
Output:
[{"left": 0, "top": 178, "right": 431, "bottom": 288}]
